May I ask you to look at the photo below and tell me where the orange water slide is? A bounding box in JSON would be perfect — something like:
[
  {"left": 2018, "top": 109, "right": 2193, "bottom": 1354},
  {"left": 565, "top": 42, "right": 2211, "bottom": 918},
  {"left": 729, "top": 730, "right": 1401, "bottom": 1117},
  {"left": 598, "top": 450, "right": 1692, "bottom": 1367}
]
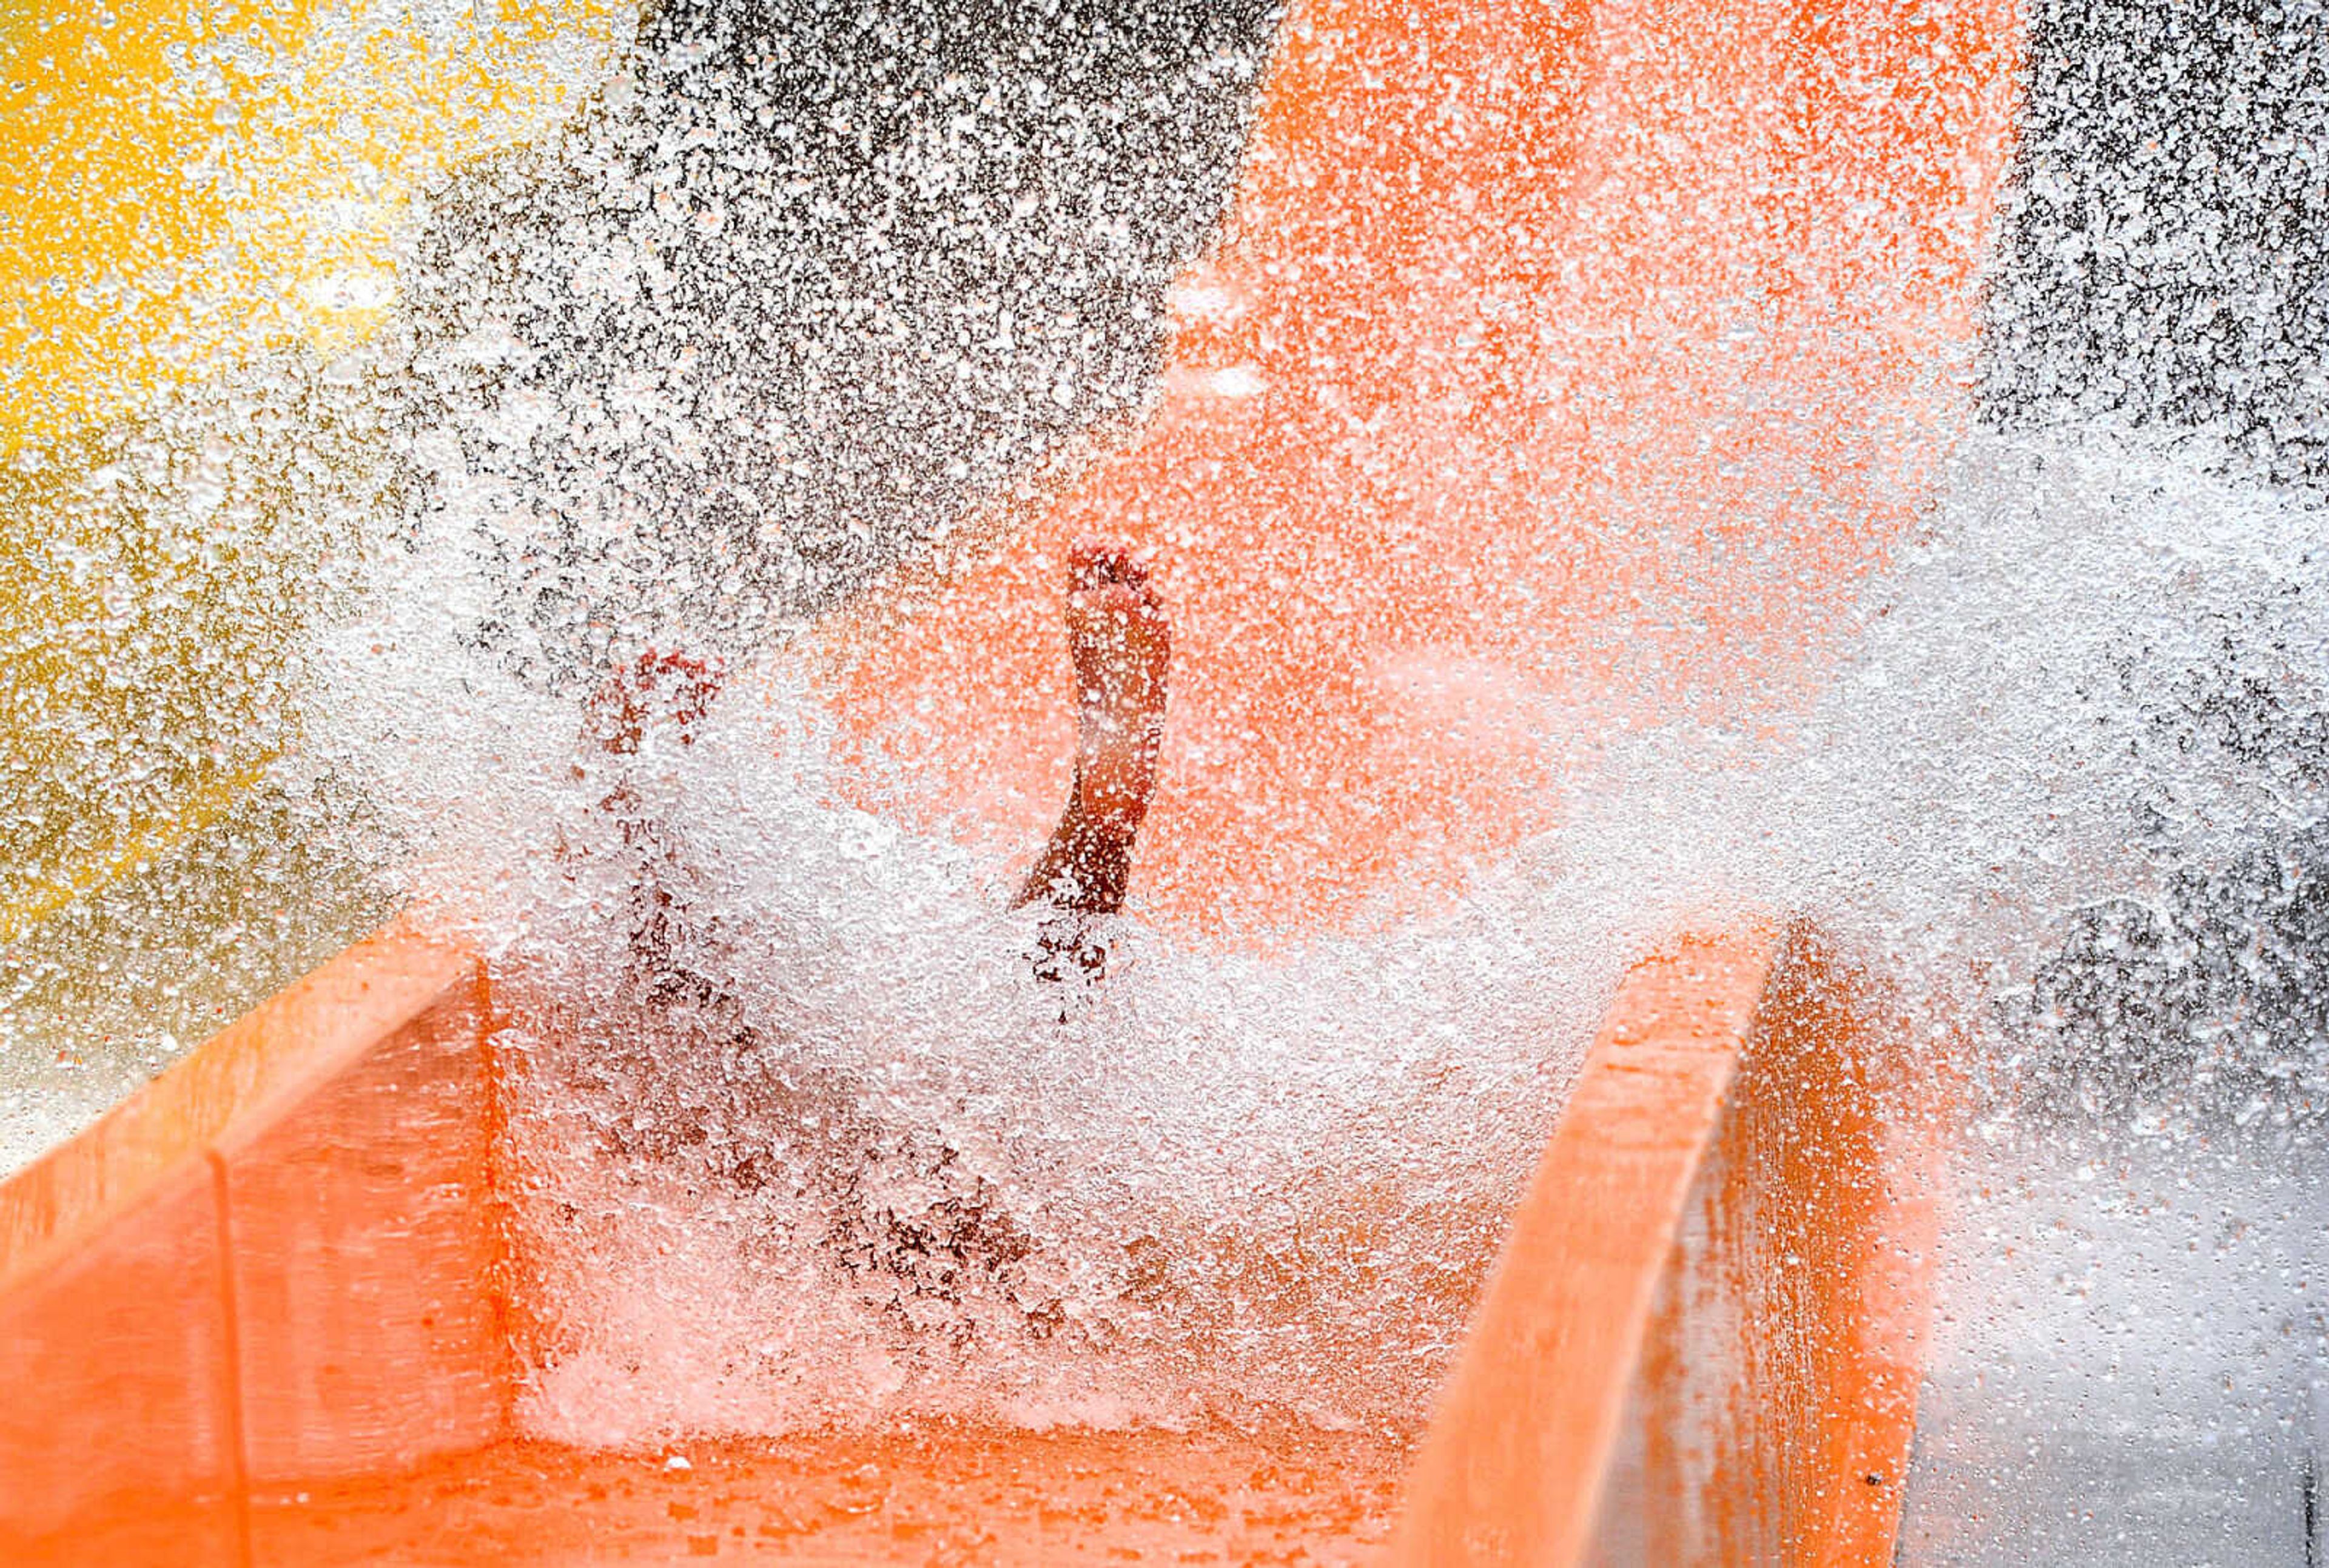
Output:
[
  {"left": 0, "top": 921, "right": 1941, "bottom": 1563},
  {"left": 816, "top": 0, "right": 2020, "bottom": 937},
  {"left": 1, "top": 0, "right": 2018, "bottom": 1556}
]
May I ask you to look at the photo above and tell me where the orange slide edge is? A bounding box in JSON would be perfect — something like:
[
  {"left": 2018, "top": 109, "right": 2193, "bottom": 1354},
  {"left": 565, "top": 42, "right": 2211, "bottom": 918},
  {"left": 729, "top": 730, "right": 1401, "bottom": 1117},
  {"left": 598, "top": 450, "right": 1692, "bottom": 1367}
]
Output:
[
  {"left": 1392, "top": 920, "right": 1944, "bottom": 1563},
  {"left": 0, "top": 919, "right": 1943, "bottom": 1563},
  {"left": 0, "top": 925, "right": 502, "bottom": 1564},
  {"left": 0, "top": 926, "right": 483, "bottom": 1299}
]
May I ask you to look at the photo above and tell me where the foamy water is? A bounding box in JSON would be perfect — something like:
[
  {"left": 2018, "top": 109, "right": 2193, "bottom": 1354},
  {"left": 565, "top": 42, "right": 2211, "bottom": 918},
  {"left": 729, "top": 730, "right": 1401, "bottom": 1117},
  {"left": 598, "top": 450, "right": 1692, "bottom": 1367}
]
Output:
[
  {"left": 308, "top": 554, "right": 1630, "bottom": 1433},
  {"left": 276, "top": 410, "right": 2329, "bottom": 1445}
]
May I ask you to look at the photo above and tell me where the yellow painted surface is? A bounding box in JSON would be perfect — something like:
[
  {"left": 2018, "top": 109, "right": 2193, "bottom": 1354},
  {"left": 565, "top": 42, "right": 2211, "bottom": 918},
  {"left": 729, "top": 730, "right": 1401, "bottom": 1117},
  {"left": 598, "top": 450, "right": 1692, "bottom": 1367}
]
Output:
[
  {"left": 1, "top": 0, "right": 631, "bottom": 438},
  {"left": 0, "top": 0, "right": 631, "bottom": 941}
]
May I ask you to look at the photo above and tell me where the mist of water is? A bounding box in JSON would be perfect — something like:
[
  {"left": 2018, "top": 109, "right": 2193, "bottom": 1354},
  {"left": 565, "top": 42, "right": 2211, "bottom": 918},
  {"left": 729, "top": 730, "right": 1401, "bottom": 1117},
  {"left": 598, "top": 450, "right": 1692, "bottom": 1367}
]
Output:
[{"left": 7, "top": 7, "right": 2329, "bottom": 1552}]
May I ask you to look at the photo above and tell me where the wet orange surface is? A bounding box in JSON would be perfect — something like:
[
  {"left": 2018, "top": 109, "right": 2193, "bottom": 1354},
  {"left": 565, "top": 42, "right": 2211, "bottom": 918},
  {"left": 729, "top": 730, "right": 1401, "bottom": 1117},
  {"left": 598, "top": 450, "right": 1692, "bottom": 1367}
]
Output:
[
  {"left": 13, "top": 1425, "right": 1406, "bottom": 1568},
  {"left": 1389, "top": 925, "right": 1943, "bottom": 1564},
  {"left": 0, "top": 919, "right": 1937, "bottom": 1563},
  {"left": 0, "top": 932, "right": 1420, "bottom": 1567},
  {"left": 816, "top": 0, "right": 2022, "bottom": 938}
]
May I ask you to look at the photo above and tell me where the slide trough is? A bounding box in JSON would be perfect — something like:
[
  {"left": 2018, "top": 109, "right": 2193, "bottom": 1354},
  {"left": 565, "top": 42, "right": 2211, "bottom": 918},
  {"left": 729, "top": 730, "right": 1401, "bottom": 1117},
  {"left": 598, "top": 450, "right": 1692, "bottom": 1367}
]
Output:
[
  {"left": 0, "top": 921, "right": 1941, "bottom": 1563},
  {"left": 1, "top": 0, "right": 2022, "bottom": 1558}
]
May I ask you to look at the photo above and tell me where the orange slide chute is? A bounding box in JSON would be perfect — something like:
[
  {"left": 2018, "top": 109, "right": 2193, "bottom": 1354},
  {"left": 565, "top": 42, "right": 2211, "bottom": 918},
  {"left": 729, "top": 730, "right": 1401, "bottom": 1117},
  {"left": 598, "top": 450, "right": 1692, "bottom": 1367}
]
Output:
[
  {"left": 3, "top": 0, "right": 2019, "bottom": 1558},
  {"left": 1391, "top": 927, "right": 1948, "bottom": 1564},
  {"left": 817, "top": 0, "right": 2020, "bottom": 937},
  {"left": 0, "top": 921, "right": 1941, "bottom": 1563}
]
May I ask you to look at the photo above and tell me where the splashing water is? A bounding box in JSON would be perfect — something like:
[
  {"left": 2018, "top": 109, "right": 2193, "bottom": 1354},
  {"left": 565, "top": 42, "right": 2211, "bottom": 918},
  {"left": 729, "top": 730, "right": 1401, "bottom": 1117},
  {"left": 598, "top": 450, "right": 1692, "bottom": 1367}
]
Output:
[
  {"left": 7, "top": 0, "right": 2329, "bottom": 1549},
  {"left": 283, "top": 401, "right": 2329, "bottom": 1446}
]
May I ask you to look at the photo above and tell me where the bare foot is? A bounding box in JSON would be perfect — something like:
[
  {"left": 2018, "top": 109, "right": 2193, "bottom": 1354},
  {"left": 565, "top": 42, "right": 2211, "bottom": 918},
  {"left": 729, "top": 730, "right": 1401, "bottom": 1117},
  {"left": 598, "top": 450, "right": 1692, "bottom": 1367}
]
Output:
[
  {"left": 1065, "top": 537, "right": 1171, "bottom": 836},
  {"left": 1014, "top": 537, "right": 1171, "bottom": 917}
]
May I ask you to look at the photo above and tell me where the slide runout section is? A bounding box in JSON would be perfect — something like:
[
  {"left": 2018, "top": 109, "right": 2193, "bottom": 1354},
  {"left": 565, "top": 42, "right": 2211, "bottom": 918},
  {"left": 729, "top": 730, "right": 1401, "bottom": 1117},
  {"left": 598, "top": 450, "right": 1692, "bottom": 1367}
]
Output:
[
  {"left": 0, "top": 921, "right": 1945, "bottom": 1563},
  {"left": 0, "top": 929, "right": 503, "bottom": 1566},
  {"left": 1390, "top": 924, "right": 1944, "bottom": 1566}
]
